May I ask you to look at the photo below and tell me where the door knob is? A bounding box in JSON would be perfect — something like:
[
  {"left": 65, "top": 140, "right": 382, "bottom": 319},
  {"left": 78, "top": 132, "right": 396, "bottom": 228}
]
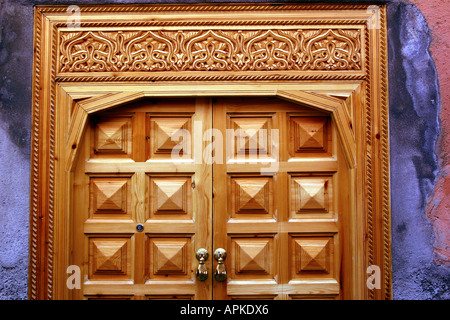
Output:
[
  {"left": 214, "top": 248, "right": 227, "bottom": 282},
  {"left": 195, "top": 248, "right": 209, "bottom": 281}
]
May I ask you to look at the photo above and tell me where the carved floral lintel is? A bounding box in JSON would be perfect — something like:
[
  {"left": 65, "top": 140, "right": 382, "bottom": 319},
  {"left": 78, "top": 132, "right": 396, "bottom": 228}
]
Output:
[{"left": 59, "top": 29, "right": 362, "bottom": 73}]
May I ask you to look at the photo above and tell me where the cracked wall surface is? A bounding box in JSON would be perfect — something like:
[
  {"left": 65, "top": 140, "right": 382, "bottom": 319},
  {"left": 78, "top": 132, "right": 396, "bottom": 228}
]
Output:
[
  {"left": 0, "top": 0, "right": 448, "bottom": 299},
  {"left": 388, "top": 2, "right": 448, "bottom": 299}
]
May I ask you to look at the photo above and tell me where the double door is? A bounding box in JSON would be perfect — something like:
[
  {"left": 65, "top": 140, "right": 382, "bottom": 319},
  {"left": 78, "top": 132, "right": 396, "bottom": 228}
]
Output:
[{"left": 72, "top": 96, "right": 345, "bottom": 300}]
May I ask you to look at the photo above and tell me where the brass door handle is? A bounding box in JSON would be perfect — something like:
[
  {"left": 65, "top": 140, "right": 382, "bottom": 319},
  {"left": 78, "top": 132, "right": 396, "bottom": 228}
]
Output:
[
  {"left": 195, "top": 248, "right": 209, "bottom": 281},
  {"left": 214, "top": 248, "right": 227, "bottom": 282}
]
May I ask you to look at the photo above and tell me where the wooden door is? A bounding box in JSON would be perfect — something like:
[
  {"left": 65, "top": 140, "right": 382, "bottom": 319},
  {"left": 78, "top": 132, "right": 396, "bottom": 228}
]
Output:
[
  {"left": 72, "top": 98, "right": 213, "bottom": 300},
  {"left": 31, "top": 4, "right": 392, "bottom": 301},
  {"left": 213, "top": 97, "right": 345, "bottom": 300},
  {"left": 72, "top": 96, "right": 347, "bottom": 300}
]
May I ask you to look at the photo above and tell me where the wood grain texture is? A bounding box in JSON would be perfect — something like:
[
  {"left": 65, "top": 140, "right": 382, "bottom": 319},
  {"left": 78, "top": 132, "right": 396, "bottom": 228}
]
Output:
[
  {"left": 70, "top": 98, "right": 212, "bottom": 299},
  {"left": 30, "top": 3, "right": 390, "bottom": 300},
  {"left": 213, "top": 97, "right": 342, "bottom": 299}
]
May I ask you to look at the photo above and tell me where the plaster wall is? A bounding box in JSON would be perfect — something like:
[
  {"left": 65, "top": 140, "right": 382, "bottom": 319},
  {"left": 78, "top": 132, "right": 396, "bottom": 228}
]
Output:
[
  {"left": 0, "top": 0, "right": 448, "bottom": 299},
  {"left": 413, "top": 0, "right": 450, "bottom": 269}
]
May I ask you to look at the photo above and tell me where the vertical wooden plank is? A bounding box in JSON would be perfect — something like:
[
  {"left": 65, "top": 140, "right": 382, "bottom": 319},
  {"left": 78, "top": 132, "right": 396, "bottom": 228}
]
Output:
[
  {"left": 37, "top": 15, "right": 54, "bottom": 300},
  {"left": 277, "top": 109, "right": 289, "bottom": 299},
  {"left": 193, "top": 98, "right": 213, "bottom": 300},
  {"left": 278, "top": 112, "right": 288, "bottom": 164},
  {"left": 72, "top": 123, "right": 90, "bottom": 300},
  {"left": 277, "top": 172, "right": 289, "bottom": 299},
  {"left": 132, "top": 171, "right": 147, "bottom": 285},
  {"left": 212, "top": 98, "right": 228, "bottom": 300},
  {"left": 29, "top": 7, "right": 43, "bottom": 299},
  {"left": 132, "top": 112, "right": 148, "bottom": 162},
  {"left": 352, "top": 81, "right": 367, "bottom": 300},
  {"left": 55, "top": 85, "right": 71, "bottom": 300}
]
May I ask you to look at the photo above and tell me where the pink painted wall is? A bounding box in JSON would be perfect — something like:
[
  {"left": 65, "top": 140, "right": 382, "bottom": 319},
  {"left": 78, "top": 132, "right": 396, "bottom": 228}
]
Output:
[{"left": 413, "top": 0, "right": 450, "bottom": 266}]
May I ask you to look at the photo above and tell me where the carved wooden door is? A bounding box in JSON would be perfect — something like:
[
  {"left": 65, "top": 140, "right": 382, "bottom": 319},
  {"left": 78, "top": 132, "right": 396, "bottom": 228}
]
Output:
[
  {"left": 213, "top": 97, "right": 343, "bottom": 300},
  {"left": 72, "top": 96, "right": 345, "bottom": 300},
  {"left": 72, "top": 98, "right": 213, "bottom": 300},
  {"left": 31, "top": 4, "right": 392, "bottom": 301}
]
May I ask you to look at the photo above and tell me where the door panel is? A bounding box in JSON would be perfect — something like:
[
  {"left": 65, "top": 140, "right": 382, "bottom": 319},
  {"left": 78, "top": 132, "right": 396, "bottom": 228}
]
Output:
[
  {"left": 72, "top": 96, "right": 345, "bottom": 300},
  {"left": 72, "top": 98, "right": 212, "bottom": 300},
  {"left": 213, "top": 97, "right": 341, "bottom": 300}
]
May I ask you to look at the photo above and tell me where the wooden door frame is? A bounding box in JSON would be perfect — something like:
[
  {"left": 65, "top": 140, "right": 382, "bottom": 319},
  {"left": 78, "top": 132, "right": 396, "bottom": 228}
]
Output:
[{"left": 29, "top": 3, "right": 391, "bottom": 300}]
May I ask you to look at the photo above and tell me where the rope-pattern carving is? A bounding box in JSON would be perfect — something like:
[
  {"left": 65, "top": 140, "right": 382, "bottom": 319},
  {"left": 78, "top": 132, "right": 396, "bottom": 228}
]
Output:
[
  {"left": 54, "top": 19, "right": 369, "bottom": 28},
  {"left": 29, "top": 8, "right": 42, "bottom": 301},
  {"left": 364, "top": 25, "right": 375, "bottom": 301},
  {"left": 46, "top": 25, "right": 58, "bottom": 301},
  {"left": 38, "top": 4, "right": 372, "bottom": 13},
  {"left": 56, "top": 74, "right": 366, "bottom": 82},
  {"left": 380, "top": 7, "right": 392, "bottom": 300}
]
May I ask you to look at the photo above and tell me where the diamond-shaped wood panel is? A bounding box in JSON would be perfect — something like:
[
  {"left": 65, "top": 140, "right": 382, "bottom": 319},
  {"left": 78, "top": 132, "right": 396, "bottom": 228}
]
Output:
[
  {"left": 149, "top": 176, "right": 192, "bottom": 219},
  {"left": 231, "top": 176, "right": 273, "bottom": 217},
  {"left": 88, "top": 237, "right": 132, "bottom": 280},
  {"left": 292, "top": 237, "right": 334, "bottom": 277},
  {"left": 231, "top": 237, "right": 274, "bottom": 280},
  {"left": 94, "top": 117, "right": 132, "bottom": 155},
  {"left": 91, "top": 178, "right": 128, "bottom": 214},
  {"left": 291, "top": 177, "right": 330, "bottom": 215},
  {"left": 90, "top": 177, "right": 131, "bottom": 219},
  {"left": 229, "top": 116, "right": 272, "bottom": 158},
  {"left": 235, "top": 239, "right": 271, "bottom": 274},
  {"left": 153, "top": 240, "right": 188, "bottom": 275},
  {"left": 149, "top": 116, "right": 192, "bottom": 159},
  {"left": 296, "top": 239, "right": 330, "bottom": 272},
  {"left": 290, "top": 116, "right": 329, "bottom": 154},
  {"left": 148, "top": 237, "right": 192, "bottom": 279}
]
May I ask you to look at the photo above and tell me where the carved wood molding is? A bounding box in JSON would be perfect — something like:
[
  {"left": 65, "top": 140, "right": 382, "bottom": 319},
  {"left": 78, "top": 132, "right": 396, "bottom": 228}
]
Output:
[
  {"left": 38, "top": 4, "right": 374, "bottom": 13},
  {"left": 58, "top": 29, "right": 363, "bottom": 73},
  {"left": 30, "top": 3, "right": 391, "bottom": 300},
  {"left": 56, "top": 74, "right": 367, "bottom": 82}
]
